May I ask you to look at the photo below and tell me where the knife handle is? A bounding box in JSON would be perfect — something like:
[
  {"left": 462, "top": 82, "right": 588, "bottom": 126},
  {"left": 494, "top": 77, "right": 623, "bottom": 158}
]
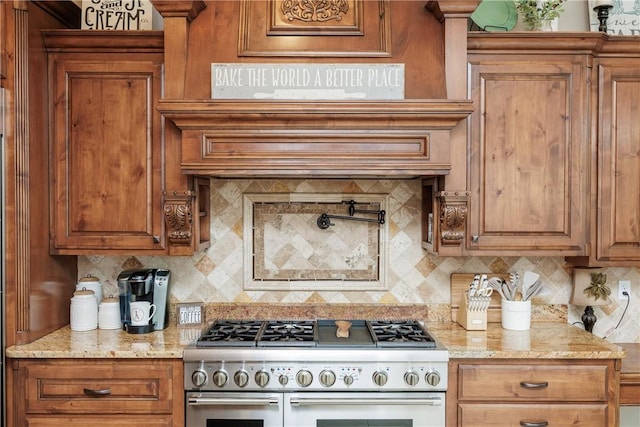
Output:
[{"left": 519, "top": 381, "right": 549, "bottom": 389}]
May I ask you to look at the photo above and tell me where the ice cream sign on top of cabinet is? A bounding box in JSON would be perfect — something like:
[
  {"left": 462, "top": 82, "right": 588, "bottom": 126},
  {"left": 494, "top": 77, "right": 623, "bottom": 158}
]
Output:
[{"left": 81, "top": 0, "right": 153, "bottom": 30}]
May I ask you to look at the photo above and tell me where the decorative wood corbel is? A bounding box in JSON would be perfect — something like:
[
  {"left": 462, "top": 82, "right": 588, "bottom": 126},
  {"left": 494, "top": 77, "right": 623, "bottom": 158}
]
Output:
[
  {"left": 163, "top": 190, "right": 196, "bottom": 246},
  {"left": 436, "top": 190, "right": 469, "bottom": 247},
  {"left": 150, "top": 1, "right": 206, "bottom": 21}
]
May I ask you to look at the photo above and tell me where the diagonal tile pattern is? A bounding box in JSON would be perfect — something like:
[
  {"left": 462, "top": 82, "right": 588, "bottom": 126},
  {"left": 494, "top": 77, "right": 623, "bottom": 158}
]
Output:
[{"left": 78, "top": 178, "right": 640, "bottom": 342}]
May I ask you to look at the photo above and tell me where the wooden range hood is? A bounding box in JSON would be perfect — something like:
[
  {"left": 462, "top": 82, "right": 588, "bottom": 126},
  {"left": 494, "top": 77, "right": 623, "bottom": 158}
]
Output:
[
  {"left": 153, "top": 0, "right": 478, "bottom": 178},
  {"left": 158, "top": 99, "right": 473, "bottom": 178}
]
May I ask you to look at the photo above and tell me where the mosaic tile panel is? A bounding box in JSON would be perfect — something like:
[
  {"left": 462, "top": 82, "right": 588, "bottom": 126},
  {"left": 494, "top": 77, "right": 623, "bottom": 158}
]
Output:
[
  {"left": 243, "top": 192, "right": 389, "bottom": 291},
  {"left": 252, "top": 200, "right": 380, "bottom": 282}
]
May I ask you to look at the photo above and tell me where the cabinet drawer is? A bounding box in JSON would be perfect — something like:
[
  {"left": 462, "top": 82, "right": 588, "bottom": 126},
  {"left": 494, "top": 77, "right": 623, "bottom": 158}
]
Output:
[
  {"left": 458, "top": 364, "right": 608, "bottom": 401},
  {"left": 458, "top": 403, "right": 607, "bottom": 427},
  {"left": 621, "top": 373, "right": 640, "bottom": 405},
  {"left": 22, "top": 360, "right": 175, "bottom": 414},
  {"left": 25, "top": 415, "right": 175, "bottom": 426}
]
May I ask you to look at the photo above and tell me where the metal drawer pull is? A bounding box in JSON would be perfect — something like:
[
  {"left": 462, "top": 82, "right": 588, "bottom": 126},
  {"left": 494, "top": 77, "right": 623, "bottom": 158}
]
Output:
[
  {"left": 520, "top": 421, "right": 548, "bottom": 427},
  {"left": 83, "top": 388, "right": 111, "bottom": 396},
  {"left": 188, "top": 397, "right": 279, "bottom": 406},
  {"left": 519, "top": 381, "right": 549, "bottom": 389},
  {"left": 290, "top": 397, "right": 442, "bottom": 406}
]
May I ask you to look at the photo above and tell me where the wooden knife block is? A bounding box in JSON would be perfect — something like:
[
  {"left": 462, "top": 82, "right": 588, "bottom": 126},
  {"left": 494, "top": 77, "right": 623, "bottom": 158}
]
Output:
[
  {"left": 456, "top": 295, "right": 487, "bottom": 331},
  {"left": 451, "top": 273, "right": 510, "bottom": 330}
]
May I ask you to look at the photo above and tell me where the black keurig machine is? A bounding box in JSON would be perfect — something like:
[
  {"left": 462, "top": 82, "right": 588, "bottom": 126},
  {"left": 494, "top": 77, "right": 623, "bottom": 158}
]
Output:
[{"left": 117, "top": 268, "right": 171, "bottom": 334}]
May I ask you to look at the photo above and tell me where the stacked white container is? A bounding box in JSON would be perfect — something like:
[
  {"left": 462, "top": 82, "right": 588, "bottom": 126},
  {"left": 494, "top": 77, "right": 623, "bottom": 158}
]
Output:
[
  {"left": 70, "top": 289, "right": 98, "bottom": 331},
  {"left": 98, "top": 295, "right": 122, "bottom": 330},
  {"left": 76, "top": 275, "right": 102, "bottom": 307}
]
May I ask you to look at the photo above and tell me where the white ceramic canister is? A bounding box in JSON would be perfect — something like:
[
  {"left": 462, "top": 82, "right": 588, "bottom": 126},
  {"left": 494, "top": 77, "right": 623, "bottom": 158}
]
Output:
[
  {"left": 76, "top": 275, "right": 102, "bottom": 307},
  {"left": 501, "top": 299, "right": 532, "bottom": 331},
  {"left": 98, "top": 295, "right": 122, "bottom": 330},
  {"left": 70, "top": 289, "right": 98, "bottom": 332}
]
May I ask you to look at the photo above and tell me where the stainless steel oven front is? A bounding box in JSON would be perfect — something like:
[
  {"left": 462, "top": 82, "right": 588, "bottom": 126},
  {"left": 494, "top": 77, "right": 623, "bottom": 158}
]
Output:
[
  {"left": 184, "top": 321, "right": 448, "bottom": 427},
  {"left": 186, "top": 392, "right": 283, "bottom": 427},
  {"left": 186, "top": 390, "right": 445, "bottom": 427}
]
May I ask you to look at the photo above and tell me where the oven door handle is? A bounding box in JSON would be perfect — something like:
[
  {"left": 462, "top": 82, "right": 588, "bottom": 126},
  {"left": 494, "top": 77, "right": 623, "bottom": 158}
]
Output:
[
  {"left": 188, "top": 397, "right": 280, "bottom": 406},
  {"left": 289, "top": 397, "right": 443, "bottom": 406}
]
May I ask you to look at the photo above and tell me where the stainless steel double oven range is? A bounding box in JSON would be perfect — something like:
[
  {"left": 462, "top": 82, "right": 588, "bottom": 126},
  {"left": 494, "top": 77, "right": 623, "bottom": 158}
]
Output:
[{"left": 184, "top": 319, "right": 448, "bottom": 427}]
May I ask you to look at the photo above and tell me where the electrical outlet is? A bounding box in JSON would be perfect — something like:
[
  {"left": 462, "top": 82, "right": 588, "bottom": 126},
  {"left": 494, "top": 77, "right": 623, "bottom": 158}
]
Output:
[{"left": 618, "top": 280, "right": 631, "bottom": 300}]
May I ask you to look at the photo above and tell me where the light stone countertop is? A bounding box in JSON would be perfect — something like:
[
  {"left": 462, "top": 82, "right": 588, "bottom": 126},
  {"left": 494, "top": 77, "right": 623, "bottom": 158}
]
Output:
[
  {"left": 429, "top": 322, "right": 627, "bottom": 359},
  {"left": 5, "top": 325, "right": 202, "bottom": 359},
  {"left": 5, "top": 322, "right": 627, "bottom": 360}
]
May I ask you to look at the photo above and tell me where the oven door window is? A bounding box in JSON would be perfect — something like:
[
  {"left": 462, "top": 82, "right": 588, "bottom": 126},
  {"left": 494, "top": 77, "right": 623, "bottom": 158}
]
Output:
[{"left": 318, "top": 421, "right": 411, "bottom": 427}]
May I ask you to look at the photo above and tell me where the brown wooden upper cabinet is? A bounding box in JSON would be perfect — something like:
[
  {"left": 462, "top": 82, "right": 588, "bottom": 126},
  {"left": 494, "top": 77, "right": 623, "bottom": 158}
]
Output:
[
  {"left": 578, "top": 49, "right": 640, "bottom": 266},
  {"left": 44, "top": 31, "right": 167, "bottom": 254},
  {"left": 594, "top": 57, "right": 640, "bottom": 264},
  {"left": 465, "top": 35, "right": 591, "bottom": 256}
]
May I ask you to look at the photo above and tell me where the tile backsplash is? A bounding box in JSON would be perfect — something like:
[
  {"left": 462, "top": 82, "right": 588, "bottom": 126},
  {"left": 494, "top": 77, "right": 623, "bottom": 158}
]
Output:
[{"left": 79, "top": 178, "right": 639, "bottom": 343}]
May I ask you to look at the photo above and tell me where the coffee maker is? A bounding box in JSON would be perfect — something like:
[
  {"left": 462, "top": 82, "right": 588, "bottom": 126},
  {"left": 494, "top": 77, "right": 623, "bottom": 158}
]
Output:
[{"left": 117, "top": 268, "right": 171, "bottom": 334}]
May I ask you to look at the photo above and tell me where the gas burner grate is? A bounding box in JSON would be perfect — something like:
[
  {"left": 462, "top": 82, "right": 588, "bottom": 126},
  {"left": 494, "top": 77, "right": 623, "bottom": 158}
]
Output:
[
  {"left": 258, "top": 320, "right": 317, "bottom": 347},
  {"left": 196, "top": 320, "right": 264, "bottom": 347},
  {"left": 368, "top": 320, "right": 436, "bottom": 348}
]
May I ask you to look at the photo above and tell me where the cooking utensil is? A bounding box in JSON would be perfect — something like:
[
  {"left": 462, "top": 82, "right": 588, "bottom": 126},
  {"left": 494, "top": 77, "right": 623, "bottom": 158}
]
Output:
[
  {"left": 487, "top": 277, "right": 507, "bottom": 300},
  {"left": 522, "top": 271, "right": 541, "bottom": 301},
  {"left": 524, "top": 281, "right": 544, "bottom": 300}
]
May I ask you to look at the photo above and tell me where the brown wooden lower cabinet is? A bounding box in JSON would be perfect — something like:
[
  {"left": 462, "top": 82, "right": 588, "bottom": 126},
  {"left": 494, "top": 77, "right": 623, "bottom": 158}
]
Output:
[
  {"left": 9, "top": 358, "right": 184, "bottom": 427},
  {"left": 447, "top": 359, "right": 620, "bottom": 427},
  {"left": 619, "top": 344, "right": 640, "bottom": 406},
  {"left": 458, "top": 403, "right": 607, "bottom": 427},
  {"left": 23, "top": 416, "right": 175, "bottom": 426}
]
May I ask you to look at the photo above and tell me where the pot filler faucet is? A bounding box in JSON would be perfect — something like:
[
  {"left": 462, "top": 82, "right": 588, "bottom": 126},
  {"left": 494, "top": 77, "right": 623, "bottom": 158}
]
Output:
[{"left": 317, "top": 200, "right": 386, "bottom": 229}]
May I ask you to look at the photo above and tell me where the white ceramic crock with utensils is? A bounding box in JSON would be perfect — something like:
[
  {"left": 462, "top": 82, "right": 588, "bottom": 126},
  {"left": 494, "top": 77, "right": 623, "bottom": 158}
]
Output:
[
  {"left": 98, "top": 295, "right": 122, "bottom": 330},
  {"left": 501, "top": 299, "right": 531, "bottom": 331}
]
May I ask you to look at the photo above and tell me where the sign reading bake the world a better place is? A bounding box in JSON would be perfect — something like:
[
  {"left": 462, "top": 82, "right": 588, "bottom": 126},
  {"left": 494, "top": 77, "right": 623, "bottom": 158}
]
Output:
[{"left": 211, "top": 63, "right": 405, "bottom": 100}]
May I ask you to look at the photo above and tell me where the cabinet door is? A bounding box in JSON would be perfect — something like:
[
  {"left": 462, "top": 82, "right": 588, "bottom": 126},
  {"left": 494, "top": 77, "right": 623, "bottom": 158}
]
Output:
[
  {"left": 467, "top": 55, "right": 588, "bottom": 254},
  {"left": 49, "top": 58, "right": 164, "bottom": 253},
  {"left": 597, "top": 61, "right": 640, "bottom": 262}
]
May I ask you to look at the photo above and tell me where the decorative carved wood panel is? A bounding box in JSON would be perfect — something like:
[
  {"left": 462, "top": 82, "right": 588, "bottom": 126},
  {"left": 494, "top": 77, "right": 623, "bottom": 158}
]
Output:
[{"left": 239, "top": 0, "right": 391, "bottom": 57}]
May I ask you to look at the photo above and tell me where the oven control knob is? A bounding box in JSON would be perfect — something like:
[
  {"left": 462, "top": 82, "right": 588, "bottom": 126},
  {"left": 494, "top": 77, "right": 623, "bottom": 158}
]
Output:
[
  {"left": 372, "top": 370, "right": 388, "bottom": 387},
  {"left": 255, "top": 370, "right": 270, "bottom": 387},
  {"left": 343, "top": 375, "right": 354, "bottom": 386},
  {"left": 425, "top": 371, "right": 441, "bottom": 387},
  {"left": 278, "top": 374, "right": 289, "bottom": 386},
  {"left": 212, "top": 370, "right": 228, "bottom": 387},
  {"left": 319, "top": 370, "right": 336, "bottom": 387},
  {"left": 191, "top": 369, "right": 208, "bottom": 388},
  {"left": 234, "top": 370, "right": 250, "bottom": 388},
  {"left": 296, "top": 369, "right": 313, "bottom": 387},
  {"left": 404, "top": 370, "right": 420, "bottom": 386}
]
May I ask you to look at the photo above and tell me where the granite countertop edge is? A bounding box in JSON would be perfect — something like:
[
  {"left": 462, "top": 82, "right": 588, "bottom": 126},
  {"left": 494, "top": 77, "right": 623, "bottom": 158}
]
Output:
[{"left": 5, "top": 322, "right": 628, "bottom": 360}]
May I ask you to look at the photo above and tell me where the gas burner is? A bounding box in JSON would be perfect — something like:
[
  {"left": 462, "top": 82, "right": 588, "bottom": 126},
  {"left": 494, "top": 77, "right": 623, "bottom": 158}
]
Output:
[
  {"left": 197, "top": 320, "right": 263, "bottom": 347},
  {"left": 258, "top": 320, "right": 317, "bottom": 347},
  {"left": 368, "top": 320, "right": 436, "bottom": 348}
]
